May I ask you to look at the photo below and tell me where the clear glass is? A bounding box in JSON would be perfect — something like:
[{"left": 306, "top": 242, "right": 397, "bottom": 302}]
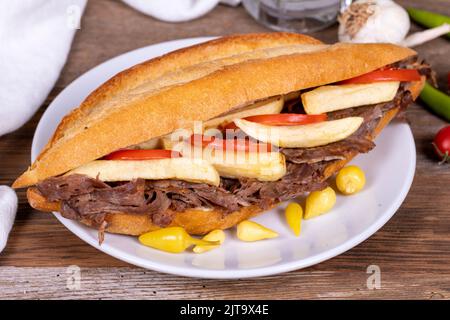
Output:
[{"left": 242, "top": 0, "right": 341, "bottom": 33}]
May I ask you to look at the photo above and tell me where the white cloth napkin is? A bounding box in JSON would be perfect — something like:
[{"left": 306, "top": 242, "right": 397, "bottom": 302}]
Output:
[
  {"left": 122, "top": 0, "right": 241, "bottom": 22},
  {"left": 0, "top": 0, "right": 87, "bottom": 137},
  {"left": 0, "top": 187, "right": 18, "bottom": 252},
  {"left": 0, "top": 0, "right": 87, "bottom": 252}
]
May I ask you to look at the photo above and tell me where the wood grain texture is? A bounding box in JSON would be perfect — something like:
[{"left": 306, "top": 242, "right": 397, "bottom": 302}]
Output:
[
  {"left": 0, "top": 0, "right": 449, "bottom": 299},
  {"left": 0, "top": 267, "right": 449, "bottom": 300}
]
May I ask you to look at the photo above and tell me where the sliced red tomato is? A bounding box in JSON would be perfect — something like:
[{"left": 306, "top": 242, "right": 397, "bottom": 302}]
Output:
[
  {"left": 340, "top": 68, "right": 421, "bottom": 85},
  {"left": 224, "top": 113, "right": 327, "bottom": 130},
  {"left": 104, "top": 149, "right": 182, "bottom": 160},
  {"left": 189, "top": 134, "right": 273, "bottom": 153}
]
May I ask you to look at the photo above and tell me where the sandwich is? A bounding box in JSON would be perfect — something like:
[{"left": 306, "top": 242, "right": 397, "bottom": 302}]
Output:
[{"left": 13, "top": 33, "right": 430, "bottom": 241}]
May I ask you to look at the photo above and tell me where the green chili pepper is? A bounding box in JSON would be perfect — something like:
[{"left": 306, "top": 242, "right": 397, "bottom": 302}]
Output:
[
  {"left": 420, "top": 82, "right": 450, "bottom": 121},
  {"left": 407, "top": 7, "right": 450, "bottom": 39}
]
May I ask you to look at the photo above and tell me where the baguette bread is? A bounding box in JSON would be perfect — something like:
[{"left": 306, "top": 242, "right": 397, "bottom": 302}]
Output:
[
  {"left": 25, "top": 74, "right": 424, "bottom": 236},
  {"left": 16, "top": 33, "right": 423, "bottom": 237},
  {"left": 13, "top": 33, "right": 415, "bottom": 188}
]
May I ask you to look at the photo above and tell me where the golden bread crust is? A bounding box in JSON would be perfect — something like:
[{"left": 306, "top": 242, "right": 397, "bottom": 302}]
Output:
[
  {"left": 15, "top": 33, "right": 321, "bottom": 188},
  {"left": 14, "top": 33, "right": 416, "bottom": 188},
  {"left": 41, "top": 33, "right": 322, "bottom": 155}
]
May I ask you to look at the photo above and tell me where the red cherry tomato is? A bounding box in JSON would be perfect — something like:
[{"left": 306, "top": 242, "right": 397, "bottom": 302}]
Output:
[
  {"left": 447, "top": 72, "right": 450, "bottom": 92},
  {"left": 433, "top": 126, "right": 450, "bottom": 164}
]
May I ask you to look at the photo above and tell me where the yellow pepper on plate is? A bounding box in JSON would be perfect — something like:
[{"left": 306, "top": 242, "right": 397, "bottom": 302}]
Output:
[
  {"left": 285, "top": 202, "right": 303, "bottom": 236},
  {"left": 193, "top": 229, "right": 226, "bottom": 253},
  {"left": 139, "top": 227, "right": 219, "bottom": 253},
  {"left": 237, "top": 220, "right": 278, "bottom": 242},
  {"left": 304, "top": 186, "right": 336, "bottom": 219},
  {"left": 336, "top": 165, "right": 366, "bottom": 195}
]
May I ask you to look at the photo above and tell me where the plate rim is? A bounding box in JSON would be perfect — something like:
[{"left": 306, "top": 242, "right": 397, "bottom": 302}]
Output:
[{"left": 31, "top": 37, "right": 416, "bottom": 279}]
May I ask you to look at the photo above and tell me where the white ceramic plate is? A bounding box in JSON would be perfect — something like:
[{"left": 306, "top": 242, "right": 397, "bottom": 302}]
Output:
[{"left": 32, "top": 37, "right": 416, "bottom": 279}]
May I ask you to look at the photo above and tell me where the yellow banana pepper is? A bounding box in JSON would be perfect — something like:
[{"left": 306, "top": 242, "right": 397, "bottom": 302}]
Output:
[
  {"left": 336, "top": 165, "right": 366, "bottom": 195},
  {"left": 193, "top": 229, "right": 226, "bottom": 253},
  {"left": 237, "top": 220, "right": 278, "bottom": 242},
  {"left": 285, "top": 202, "right": 303, "bottom": 236},
  {"left": 304, "top": 186, "right": 336, "bottom": 219},
  {"left": 139, "top": 227, "right": 219, "bottom": 253}
]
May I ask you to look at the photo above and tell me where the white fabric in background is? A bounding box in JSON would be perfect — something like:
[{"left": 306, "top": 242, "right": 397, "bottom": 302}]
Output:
[
  {"left": 0, "top": 0, "right": 87, "bottom": 137},
  {"left": 221, "top": 0, "right": 242, "bottom": 6},
  {"left": 122, "top": 0, "right": 242, "bottom": 22},
  {"left": 0, "top": 186, "right": 18, "bottom": 252}
]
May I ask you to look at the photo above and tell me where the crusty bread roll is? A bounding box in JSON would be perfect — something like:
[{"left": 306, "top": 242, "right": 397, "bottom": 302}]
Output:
[
  {"left": 15, "top": 33, "right": 423, "bottom": 236},
  {"left": 13, "top": 33, "right": 415, "bottom": 188}
]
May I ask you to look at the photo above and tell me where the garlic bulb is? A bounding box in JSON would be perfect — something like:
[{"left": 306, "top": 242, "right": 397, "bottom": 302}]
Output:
[{"left": 338, "top": 0, "right": 410, "bottom": 44}]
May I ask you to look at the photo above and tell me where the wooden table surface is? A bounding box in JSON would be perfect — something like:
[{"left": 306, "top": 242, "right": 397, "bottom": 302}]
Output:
[{"left": 1, "top": 0, "right": 449, "bottom": 300}]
